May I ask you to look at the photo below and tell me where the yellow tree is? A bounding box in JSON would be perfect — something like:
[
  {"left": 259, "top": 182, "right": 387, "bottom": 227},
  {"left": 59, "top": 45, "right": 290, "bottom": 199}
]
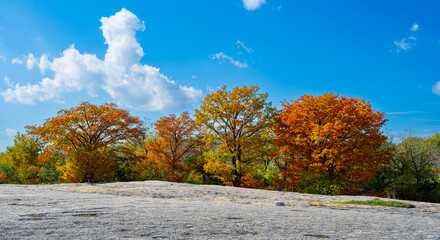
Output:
[
  {"left": 195, "top": 86, "right": 277, "bottom": 187},
  {"left": 145, "top": 112, "right": 204, "bottom": 181},
  {"left": 30, "top": 102, "right": 144, "bottom": 183},
  {"left": 274, "top": 93, "right": 392, "bottom": 193}
]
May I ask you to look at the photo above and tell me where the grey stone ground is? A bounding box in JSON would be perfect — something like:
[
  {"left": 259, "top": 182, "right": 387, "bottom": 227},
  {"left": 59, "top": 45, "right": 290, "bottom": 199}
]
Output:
[{"left": 1, "top": 181, "right": 440, "bottom": 239}]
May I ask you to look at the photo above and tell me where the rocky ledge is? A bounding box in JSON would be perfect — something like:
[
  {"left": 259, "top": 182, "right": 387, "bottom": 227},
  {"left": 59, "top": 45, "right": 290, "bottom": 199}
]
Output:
[{"left": 1, "top": 181, "right": 439, "bottom": 239}]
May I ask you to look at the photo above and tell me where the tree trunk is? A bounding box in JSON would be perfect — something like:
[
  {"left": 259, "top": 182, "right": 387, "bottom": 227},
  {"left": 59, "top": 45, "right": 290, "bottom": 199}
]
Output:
[{"left": 231, "top": 156, "right": 241, "bottom": 187}]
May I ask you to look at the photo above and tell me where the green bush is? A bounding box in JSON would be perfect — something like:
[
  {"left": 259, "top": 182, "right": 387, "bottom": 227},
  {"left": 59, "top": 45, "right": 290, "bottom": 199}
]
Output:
[
  {"left": 38, "top": 162, "right": 62, "bottom": 183},
  {"left": 0, "top": 162, "right": 18, "bottom": 183},
  {"left": 297, "top": 171, "right": 342, "bottom": 195}
]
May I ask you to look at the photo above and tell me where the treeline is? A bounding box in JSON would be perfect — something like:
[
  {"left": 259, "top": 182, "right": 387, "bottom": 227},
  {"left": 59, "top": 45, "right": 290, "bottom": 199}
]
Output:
[{"left": 1, "top": 86, "right": 439, "bottom": 203}]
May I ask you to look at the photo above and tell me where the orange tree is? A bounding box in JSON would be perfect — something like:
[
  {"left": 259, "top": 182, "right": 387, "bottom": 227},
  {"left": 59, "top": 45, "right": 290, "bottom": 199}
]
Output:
[
  {"left": 145, "top": 112, "right": 204, "bottom": 182},
  {"left": 30, "top": 102, "right": 144, "bottom": 183},
  {"left": 195, "top": 86, "right": 277, "bottom": 187},
  {"left": 274, "top": 93, "right": 392, "bottom": 194}
]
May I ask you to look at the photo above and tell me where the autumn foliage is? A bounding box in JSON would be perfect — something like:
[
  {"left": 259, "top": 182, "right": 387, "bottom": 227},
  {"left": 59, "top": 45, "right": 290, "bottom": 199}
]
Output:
[
  {"left": 30, "top": 102, "right": 144, "bottom": 182},
  {"left": 3, "top": 87, "right": 436, "bottom": 202},
  {"left": 196, "top": 86, "right": 277, "bottom": 187},
  {"left": 145, "top": 112, "right": 204, "bottom": 181},
  {"left": 274, "top": 93, "right": 392, "bottom": 193}
]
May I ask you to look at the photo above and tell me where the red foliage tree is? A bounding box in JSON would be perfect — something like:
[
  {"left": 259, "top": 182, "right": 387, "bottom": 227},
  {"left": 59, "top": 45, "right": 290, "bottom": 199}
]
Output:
[
  {"left": 145, "top": 112, "right": 204, "bottom": 181},
  {"left": 274, "top": 93, "right": 392, "bottom": 193}
]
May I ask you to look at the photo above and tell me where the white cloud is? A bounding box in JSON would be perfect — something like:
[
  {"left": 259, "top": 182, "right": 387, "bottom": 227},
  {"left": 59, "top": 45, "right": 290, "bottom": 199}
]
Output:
[
  {"left": 210, "top": 52, "right": 248, "bottom": 68},
  {"left": 26, "top": 54, "right": 38, "bottom": 70},
  {"left": 11, "top": 54, "right": 45, "bottom": 71},
  {"left": 393, "top": 23, "right": 419, "bottom": 52},
  {"left": 38, "top": 55, "right": 51, "bottom": 74},
  {"left": 236, "top": 40, "right": 253, "bottom": 54},
  {"left": 394, "top": 38, "right": 415, "bottom": 52},
  {"left": 243, "top": 0, "right": 266, "bottom": 10},
  {"left": 411, "top": 23, "right": 419, "bottom": 32},
  {"left": 3, "top": 75, "right": 13, "bottom": 87},
  {"left": 387, "top": 111, "right": 422, "bottom": 115},
  {"left": 11, "top": 57, "right": 24, "bottom": 64},
  {"left": 432, "top": 81, "right": 440, "bottom": 95},
  {"left": 0, "top": 55, "right": 6, "bottom": 62},
  {"left": 1, "top": 8, "right": 202, "bottom": 111},
  {"left": 4, "top": 128, "right": 17, "bottom": 137}
]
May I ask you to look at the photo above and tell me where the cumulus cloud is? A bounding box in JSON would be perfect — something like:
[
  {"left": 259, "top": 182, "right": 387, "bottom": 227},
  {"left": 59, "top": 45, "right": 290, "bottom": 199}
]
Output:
[
  {"left": 243, "top": 0, "right": 266, "bottom": 10},
  {"left": 11, "top": 54, "right": 50, "bottom": 73},
  {"left": 26, "top": 54, "right": 38, "bottom": 70},
  {"left": 38, "top": 55, "right": 51, "bottom": 74},
  {"left": 393, "top": 23, "right": 419, "bottom": 52},
  {"left": 3, "top": 128, "right": 17, "bottom": 137},
  {"left": 210, "top": 52, "right": 248, "bottom": 68},
  {"left": 1, "top": 8, "right": 202, "bottom": 111}
]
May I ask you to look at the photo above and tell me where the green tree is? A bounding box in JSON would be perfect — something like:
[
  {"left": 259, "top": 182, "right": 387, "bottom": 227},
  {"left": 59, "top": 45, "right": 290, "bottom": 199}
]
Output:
[
  {"left": 1, "top": 132, "right": 43, "bottom": 183},
  {"left": 371, "top": 134, "right": 440, "bottom": 202}
]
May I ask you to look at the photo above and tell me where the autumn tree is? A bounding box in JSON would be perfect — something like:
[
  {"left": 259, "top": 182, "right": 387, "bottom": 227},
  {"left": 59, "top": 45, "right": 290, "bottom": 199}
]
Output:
[
  {"left": 30, "top": 102, "right": 144, "bottom": 183},
  {"left": 275, "top": 93, "right": 392, "bottom": 194},
  {"left": 145, "top": 112, "right": 204, "bottom": 182},
  {"left": 195, "top": 86, "right": 277, "bottom": 187}
]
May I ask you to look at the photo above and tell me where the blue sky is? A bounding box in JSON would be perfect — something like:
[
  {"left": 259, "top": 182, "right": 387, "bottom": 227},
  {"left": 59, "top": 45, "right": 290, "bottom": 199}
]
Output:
[{"left": 1, "top": 0, "right": 440, "bottom": 151}]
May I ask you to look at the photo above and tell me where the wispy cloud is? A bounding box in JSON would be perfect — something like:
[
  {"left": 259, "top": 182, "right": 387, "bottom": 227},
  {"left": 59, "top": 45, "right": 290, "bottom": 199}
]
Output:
[
  {"left": 236, "top": 40, "right": 253, "bottom": 54},
  {"left": 11, "top": 57, "right": 24, "bottom": 64},
  {"left": 394, "top": 38, "right": 416, "bottom": 52},
  {"left": 242, "top": 0, "right": 266, "bottom": 11},
  {"left": 0, "top": 55, "right": 6, "bottom": 62},
  {"left": 210, "top": 40, "right": 253, "bottom": 68},
  {"left": 411, "top": 23, "right": 419, "bottom": 32},
  {"left": 1, "top": 9, "right": 202, "bottom": 111},
  {"left": 3, "top": 128, "right": 17, "bottom": 137},
  {"left": 210, "top": 52, "right": 248, "bottom": 68},
  {"left": 3, "top": 75, "right": 13, "bottom": 87},
  {"left": 393, "top": 23, "right": 419, "bottom": 52},
  {"left": 387, "top": 111, "right": 422, "bottom": 115}
]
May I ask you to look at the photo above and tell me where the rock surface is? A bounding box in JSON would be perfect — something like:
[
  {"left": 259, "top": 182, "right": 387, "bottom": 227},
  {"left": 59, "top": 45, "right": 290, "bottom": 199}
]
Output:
[{"left": 1, "top": 181, "right": 440, "bottom": 239}]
